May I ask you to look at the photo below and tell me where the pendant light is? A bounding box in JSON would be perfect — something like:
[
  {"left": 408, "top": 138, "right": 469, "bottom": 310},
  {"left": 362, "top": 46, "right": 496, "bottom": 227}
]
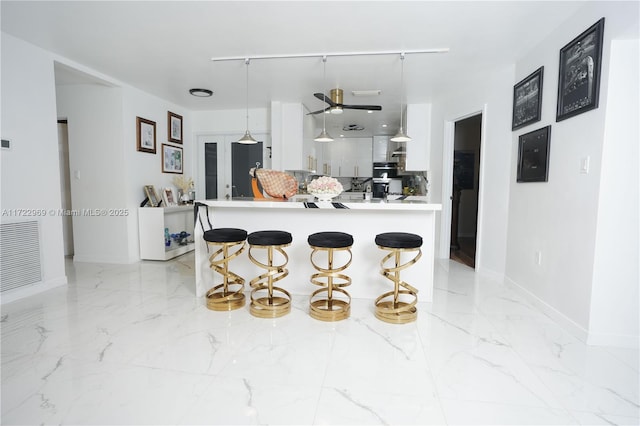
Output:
[
  {"left": 314, "top": 56, "right": 333, "bottom": 142},
  {"left": 238, "top": 58, "right": 257, "bottom": 144},
  {"left": 391, "top": 53, "right": 411, "bottom": 142}
]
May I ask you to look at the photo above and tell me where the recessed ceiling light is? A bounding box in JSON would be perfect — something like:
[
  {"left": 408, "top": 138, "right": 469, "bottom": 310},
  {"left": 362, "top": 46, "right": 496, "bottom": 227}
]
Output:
[
  {"left": 382, "top": 124, "right": 388, "bottom": 128},
  {"left": 189, "top": 88, "right": 213, "bottom": 97}
]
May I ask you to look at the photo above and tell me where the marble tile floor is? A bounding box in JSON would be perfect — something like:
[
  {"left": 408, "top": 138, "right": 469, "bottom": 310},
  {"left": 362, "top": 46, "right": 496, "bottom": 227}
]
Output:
[{"left": 1, "top": 252, "right": 638, "bottom": 425}]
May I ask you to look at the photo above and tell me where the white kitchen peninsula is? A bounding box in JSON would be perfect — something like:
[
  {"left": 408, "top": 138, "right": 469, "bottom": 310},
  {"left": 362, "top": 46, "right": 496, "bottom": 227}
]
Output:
[{"left": 194, "top": 198, "right": 441, "bottom": 302}]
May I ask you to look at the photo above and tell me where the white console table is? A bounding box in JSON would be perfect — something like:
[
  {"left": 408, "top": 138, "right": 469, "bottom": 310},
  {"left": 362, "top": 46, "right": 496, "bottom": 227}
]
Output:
[{"left": 138, "top": 206, "right": 195, "bottom": 260}]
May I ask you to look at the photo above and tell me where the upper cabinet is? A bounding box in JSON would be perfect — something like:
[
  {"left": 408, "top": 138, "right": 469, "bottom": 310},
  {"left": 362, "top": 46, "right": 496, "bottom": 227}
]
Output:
[
  {"left": 326, "top": 137, "right": 373, "bottom": 177},
  {"left": 405, "top": 104, "right": 432, "bottom": 171},
  {"left": 272, "top": 102, "right": 316, "bottom": 172}
]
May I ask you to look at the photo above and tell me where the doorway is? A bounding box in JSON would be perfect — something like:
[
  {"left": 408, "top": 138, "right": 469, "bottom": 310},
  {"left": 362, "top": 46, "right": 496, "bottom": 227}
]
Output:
[
  {"left": 231, "top": 142, "right": 263, "bottom": 197},
  {"left": 450, "top": 114, "right": 482, "bottom": 268},
  {"left": 204, "top": 142, "right": 218, "bottom": 199},
  {"left": 57, "top": 120, "right": 74, "bottom": 257}
]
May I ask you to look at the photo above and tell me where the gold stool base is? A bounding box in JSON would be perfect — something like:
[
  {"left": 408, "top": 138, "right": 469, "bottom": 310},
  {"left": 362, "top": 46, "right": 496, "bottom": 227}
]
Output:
[
  {"left": 249, "top": 243, "right": 291, "bottom": 318},
  {"left": 309, "top": 245, "right": 352, "bottom": 322},
  {"left": 310, "top": 297, "right": 351, "bottom": 322},
  {"left": 206, "top": 240, "right": 246, "bottom": 312},
  {"left": 250, "top": 287, "right": 291, "bottom": 318},
  {"left": 374, "top": 293, "right": 417, "bottom": 324},
  {"left": 375, "top": 246, "right": 421, "bottom": 324},
  {"left": 206, "top": 284, "right": 246, "bottom": 311}
]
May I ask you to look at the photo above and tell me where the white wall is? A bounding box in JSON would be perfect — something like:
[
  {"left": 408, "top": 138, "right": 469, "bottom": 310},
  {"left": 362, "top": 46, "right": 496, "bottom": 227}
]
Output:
[
  {"left": 121, "top": 86, "right": 192, "bottom": 262},
  {"left": 56, "top": 84, "right": 130, "bottom": 263},
  {"left": 589, "top": 39, "right": 639, "bottom": 347},
  {"left": 1, "top": 34, "right": 67, "bottom": 300},
  {"left": 505, "top": 2, "right": 639, "bottom": 346},
  {"left": 430, "top": 65, "right": 514, "bottom": 278}
]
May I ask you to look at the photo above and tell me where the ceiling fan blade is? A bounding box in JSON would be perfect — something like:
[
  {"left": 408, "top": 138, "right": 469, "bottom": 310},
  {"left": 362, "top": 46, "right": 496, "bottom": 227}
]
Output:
[
  {"left": 341, "top": 104, "right": 382, "bottom": 111},
  {"left": 307, "top": 106, "right": 331, "bottom": 115},
  {"left": 314, "top": 92, "right": 337, "bottom": 107}
]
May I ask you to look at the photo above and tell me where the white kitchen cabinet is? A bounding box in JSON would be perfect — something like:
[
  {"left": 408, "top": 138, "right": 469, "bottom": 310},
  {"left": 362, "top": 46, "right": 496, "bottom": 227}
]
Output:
[
  {"left": 326, "top": 137, "right": 372, "bottom": 177},
  {"left": 272, "top": 102, "right": 317, "bottom": 172},
  {"left": 138, "top": 206, "right": 195, "bottom": 260},
  {"left": 405, "top": 104, "right": 431, "bottom": 171}
]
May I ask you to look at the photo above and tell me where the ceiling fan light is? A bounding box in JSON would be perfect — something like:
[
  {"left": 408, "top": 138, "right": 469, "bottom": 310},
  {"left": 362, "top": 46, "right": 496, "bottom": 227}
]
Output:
[
  {"left": 238, "top": 130, "right": 258, "bottom": 144},
  {"left": 314, "top": 129, "right": 334, "bottom": 142},
  {"left": 330, "top": 106, "right": 343, "bottom": 115},
  {"left": 390, "top": 127, "right": 412, "bottom": 142}
]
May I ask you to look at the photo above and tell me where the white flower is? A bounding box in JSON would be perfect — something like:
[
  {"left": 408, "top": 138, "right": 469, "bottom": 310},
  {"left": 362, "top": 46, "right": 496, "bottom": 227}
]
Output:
[{"left": 307, "top": 176, "right": 343, "bottom": 195}]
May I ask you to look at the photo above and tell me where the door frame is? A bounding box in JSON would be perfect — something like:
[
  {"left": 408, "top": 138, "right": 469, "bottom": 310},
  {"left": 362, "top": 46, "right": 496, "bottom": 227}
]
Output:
[
  {"left": 439, "top": 106, "right": 488, "bottom": 269},
  {"left": 195, "top": 132, "right": 269, "bottom": 200}
]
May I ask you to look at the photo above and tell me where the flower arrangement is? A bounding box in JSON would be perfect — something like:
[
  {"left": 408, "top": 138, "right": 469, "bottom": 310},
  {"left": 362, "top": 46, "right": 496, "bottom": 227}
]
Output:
[
  {"left": 307, "top": 176, "right": 343, "bottom": 196},
  {"left": 173, "top": 176, "right": 194, "bottom": 192}
]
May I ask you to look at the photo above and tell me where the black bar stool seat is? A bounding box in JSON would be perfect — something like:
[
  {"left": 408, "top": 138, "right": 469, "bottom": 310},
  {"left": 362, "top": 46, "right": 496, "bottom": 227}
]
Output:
[
  {"left": 203, "top": 228, "right": 248, "bottom": 311},
  {"left": 374, "top": 232, "right": 422, "bottom": 324},
  {"left": 308, "top": 231, "right": 353, "bottom": 321},
  {"left": 247, "top": 230, "right": 292, "bottom": 318}
]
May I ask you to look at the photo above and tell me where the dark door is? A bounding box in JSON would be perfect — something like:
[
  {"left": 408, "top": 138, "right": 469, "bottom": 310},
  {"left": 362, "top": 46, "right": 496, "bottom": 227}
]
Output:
[
  {"left": 205, "top": 142, "right": 218, "bottom": 199},
  {"left": 450, "top": 114, "right": 481, "bottom": 268},
  {"left": 231, "top": 142, "right": 263, "bottom": 198}
]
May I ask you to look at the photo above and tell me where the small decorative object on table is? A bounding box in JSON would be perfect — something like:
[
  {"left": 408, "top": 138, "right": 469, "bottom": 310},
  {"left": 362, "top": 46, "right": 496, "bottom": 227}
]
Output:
[
  {"left": 307, "top": 176, "right": 343, "bottom": 202},
  {"left": 170, "top": 231, "right": 191, "bottom": 246},
  {"left": 173, "top": 175, "right": 194, "bottom": 204}
]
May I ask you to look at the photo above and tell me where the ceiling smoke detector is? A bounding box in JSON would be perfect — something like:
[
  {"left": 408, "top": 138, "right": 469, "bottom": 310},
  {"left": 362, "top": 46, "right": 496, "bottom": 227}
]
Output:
[{"left": 343, "top": 124, "right": 365, "bottom": 131}]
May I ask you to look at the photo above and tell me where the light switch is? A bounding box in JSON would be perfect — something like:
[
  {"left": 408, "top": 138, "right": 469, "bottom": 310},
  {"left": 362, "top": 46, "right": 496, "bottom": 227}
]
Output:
[
  {"left": 580, "top": 156, "right": 590, "bottom": 174},
  {"left": 74, "top": 170, "right": 81, "bottom": 180}
]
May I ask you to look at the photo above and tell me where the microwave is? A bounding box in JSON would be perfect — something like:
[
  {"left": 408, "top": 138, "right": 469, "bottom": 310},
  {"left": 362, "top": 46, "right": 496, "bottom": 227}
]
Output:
[{"left": 372, "top": 162, "right": 399, "bottom": 181}]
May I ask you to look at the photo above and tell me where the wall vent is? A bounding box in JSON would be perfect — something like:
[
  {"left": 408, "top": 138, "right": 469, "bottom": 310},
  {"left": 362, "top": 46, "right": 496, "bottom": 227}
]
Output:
[{"left": 1, "top": 221, "right": 42, "bottom": 292}]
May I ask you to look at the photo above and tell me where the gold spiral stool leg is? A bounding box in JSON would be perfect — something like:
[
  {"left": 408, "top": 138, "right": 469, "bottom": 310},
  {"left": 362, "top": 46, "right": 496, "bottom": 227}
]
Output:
[
  {"left": 375, "top": 245, "right": 422, "bottom": 324},
  {"left": 247, "top": 230, "right": 292, "bottom": 318},
  {"left": 309, "top": 246, "right": 352, "bottom": 321},
  {"left": 205, "top": 240, "right": 247, "bottom": 311}
]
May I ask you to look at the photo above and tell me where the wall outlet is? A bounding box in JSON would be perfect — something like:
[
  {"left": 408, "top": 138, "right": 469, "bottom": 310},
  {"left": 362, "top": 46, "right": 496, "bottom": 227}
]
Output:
[{"left": 535, "top": 251, "right": 542, "bottom": 266}]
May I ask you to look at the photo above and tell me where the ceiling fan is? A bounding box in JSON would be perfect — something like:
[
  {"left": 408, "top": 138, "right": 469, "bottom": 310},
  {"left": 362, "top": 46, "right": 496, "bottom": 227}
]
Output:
[{"left": 308, "top": 88, "right": 382, "bottom": 115}]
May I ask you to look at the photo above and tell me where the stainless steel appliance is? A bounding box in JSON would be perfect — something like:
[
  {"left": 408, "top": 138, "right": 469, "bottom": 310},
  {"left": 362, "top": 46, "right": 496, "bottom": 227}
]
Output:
[{"left": 372, "top": 162, "right": 399, "bottom": 198}]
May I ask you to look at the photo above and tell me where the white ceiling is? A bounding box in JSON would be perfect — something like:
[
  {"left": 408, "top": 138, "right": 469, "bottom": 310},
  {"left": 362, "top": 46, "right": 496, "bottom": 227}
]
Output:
[{"left": 1, "top": 1, "right": 589, "bottom": 136}]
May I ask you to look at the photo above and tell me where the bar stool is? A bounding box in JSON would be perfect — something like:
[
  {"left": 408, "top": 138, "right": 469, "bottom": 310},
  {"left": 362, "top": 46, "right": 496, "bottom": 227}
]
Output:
[
  {"left": 203, "top": 228, "right": 248, "bottom": 311},
  {"left": 374, "top": 232, "right": 422, "bottom": 324},
  {"left": 247, "top": 230, "right": 293, "bottom": 318},
  {"left": 308, "top": 231, "right": 353, "bottom": 321}
]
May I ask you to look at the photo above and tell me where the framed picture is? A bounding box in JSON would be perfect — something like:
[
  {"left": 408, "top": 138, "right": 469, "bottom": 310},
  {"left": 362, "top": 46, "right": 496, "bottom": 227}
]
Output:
[
  {"left": 162, "top": 144, "right": 183, "bottom": 174},
  {"left": 517, "top": 125, "right": 551, "bottom": 183},
  {"left": 143, "top": 185, "right": 160, "bottom": 207},
  {"left": 168, "top": 111, "right": 183, "bottom": 144},
  {"left": 556, "top": 18, "right": 605, "bottom": 122},
  {"left": 162, "top": 187, "right": 175, "bottom": 206},
  {"left": 512, "top": 66, "right": 544, "bottom": 130},
  {"left": 136, "top": 117, "right": 156, "bottom": 153}
]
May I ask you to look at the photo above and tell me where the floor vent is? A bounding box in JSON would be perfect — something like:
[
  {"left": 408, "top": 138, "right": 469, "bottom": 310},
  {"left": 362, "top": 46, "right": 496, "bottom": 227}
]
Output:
[{"left": 1, "top": 221, "right": 42, "bottom": 292}]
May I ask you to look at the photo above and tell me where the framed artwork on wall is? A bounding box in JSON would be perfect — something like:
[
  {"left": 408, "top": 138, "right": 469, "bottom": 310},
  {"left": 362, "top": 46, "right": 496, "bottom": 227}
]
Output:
[
  {"left": 136, "top": 117, "right": 156, "bottom": 153},
  {"left": 162, "top": 144, "right": 183, "bottom": 174},
  {"left": 517, "top": 125, "right": 551, "bottom": 183},
  {"left": 168, "top": 111, "right": 183, "bottom": 144},
  {"left": 512, "top": 66, "right": 544, "bottom": 130},
  {"left": 556, "top": 18, "right": 605, "bottom": 122}
]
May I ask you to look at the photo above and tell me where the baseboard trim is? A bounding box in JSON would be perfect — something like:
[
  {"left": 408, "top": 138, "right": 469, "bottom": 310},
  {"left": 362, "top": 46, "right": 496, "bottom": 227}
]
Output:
[
  {"left": 587, "top": 332, "right": 639, "bottom": 349},
  {"left": 504, "top": 276, "right": 590, "bottom": 344},
  {"left": 72, "top": 255, "right": 136, "bottom": 264},
  {"left": 0, "top": 275, "right": 67, "bottom": 304}
]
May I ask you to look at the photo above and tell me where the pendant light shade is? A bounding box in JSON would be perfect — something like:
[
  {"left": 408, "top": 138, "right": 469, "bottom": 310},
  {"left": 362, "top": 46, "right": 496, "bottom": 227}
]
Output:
[
  {"left": 314, "top": 56, "right": 333, "bottom": 143},
  {"left": 239, "top": 59, "right": 257, "bottom": 144},
  {"left": 391, "top": 53, "right": 411, "bottom": 143}
]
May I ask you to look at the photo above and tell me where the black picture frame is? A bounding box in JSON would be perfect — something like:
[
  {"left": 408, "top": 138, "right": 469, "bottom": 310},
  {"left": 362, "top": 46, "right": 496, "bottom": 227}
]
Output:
[
  {"left": 136, "top": 117, "right": 156, "bottom": 153},
  {"left": 512, "top": 66, "right": 544, "bottom": 130},
  {"left": 556, "top": 18, "right": 605, "bottom": 122},
  {"left": 168, "top": 111, "right": 183, "bottom": 144},
  {"left": 517, "top": 125, "right": 551, "bottom": 183}
]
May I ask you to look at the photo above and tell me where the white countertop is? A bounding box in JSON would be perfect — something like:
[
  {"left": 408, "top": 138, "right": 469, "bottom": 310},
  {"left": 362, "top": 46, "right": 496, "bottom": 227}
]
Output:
[{"left": 199, "top": 197, "right": 442, "bottom": 212}]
